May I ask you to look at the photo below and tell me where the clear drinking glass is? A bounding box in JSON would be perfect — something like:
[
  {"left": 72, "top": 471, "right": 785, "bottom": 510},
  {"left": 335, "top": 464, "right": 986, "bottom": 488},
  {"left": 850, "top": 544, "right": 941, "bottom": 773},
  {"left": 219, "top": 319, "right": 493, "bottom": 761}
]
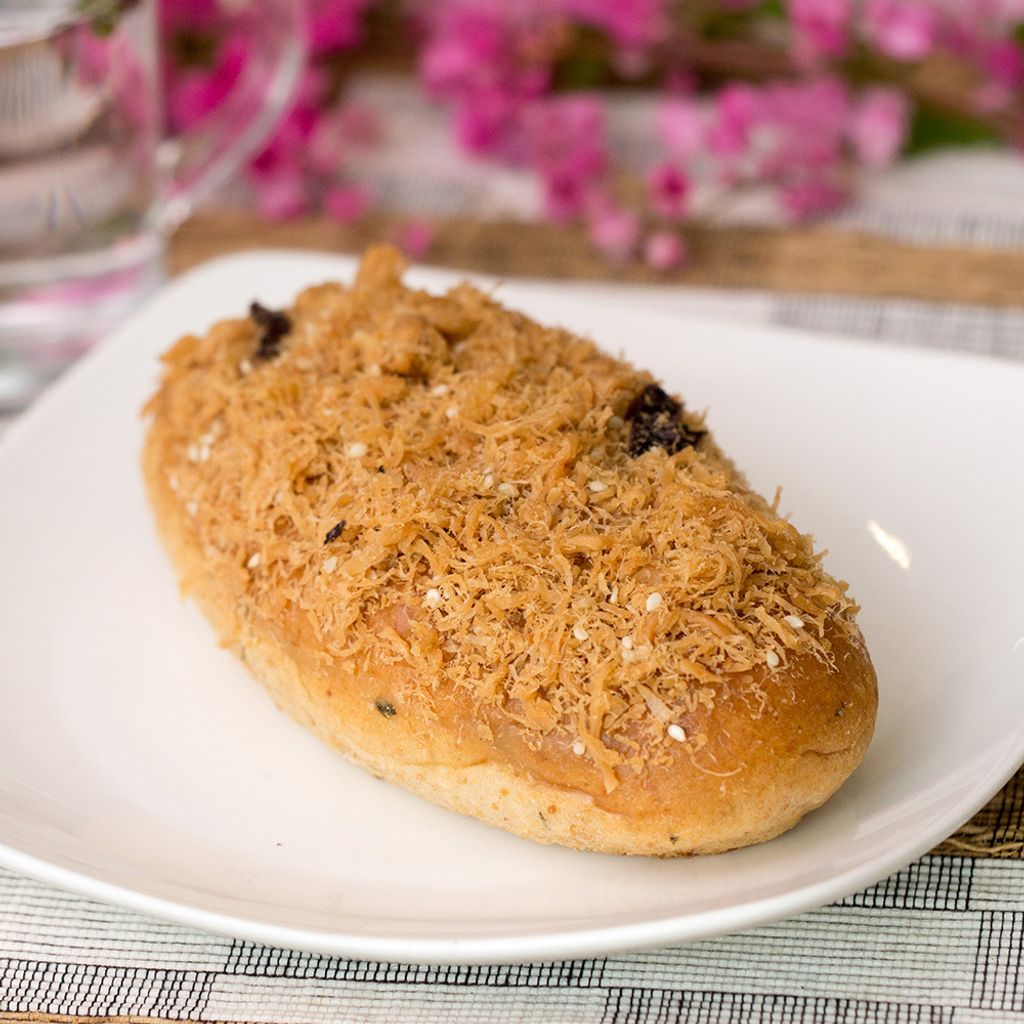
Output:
[{"left": 0, "top": 0, "right": 305, "bottom": 410}]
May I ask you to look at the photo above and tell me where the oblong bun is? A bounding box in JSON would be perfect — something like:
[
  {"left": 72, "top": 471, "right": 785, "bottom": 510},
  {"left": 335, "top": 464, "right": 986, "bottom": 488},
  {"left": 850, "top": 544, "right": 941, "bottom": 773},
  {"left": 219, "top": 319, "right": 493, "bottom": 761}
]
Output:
[{"left": 143, "top": 246, "right": 877, "bottom": 855}]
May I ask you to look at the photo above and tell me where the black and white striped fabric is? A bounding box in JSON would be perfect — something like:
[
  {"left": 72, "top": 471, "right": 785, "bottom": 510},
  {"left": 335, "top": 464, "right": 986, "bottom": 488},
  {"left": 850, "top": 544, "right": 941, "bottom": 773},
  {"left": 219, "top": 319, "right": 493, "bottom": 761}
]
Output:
[{"left": 1, "top": 854, "right": 1022, "bottom": 1021}]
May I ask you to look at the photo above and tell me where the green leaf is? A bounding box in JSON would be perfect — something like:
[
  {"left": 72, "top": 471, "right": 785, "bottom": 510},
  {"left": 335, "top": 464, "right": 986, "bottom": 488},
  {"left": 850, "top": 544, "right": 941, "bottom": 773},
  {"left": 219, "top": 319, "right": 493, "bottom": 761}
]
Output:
[
  {"left": 905, "top": 107, "right": 1001, "bottom": 155},
  {"left": 700, "top": 10, "right": 755, "bottom": 40},
  {"left": 556, "top": 55, "right": 611, "bottom": 90},
  {"left": 76, "top": 0, "right": 136, "bottom": 37}
]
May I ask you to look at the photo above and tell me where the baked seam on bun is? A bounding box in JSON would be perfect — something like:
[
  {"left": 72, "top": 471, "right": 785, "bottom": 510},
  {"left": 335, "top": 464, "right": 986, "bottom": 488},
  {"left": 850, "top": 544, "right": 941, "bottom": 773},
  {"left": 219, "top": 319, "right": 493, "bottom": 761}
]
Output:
[{"left": 142, "top": 245, "right": 877, "bottom": 856}]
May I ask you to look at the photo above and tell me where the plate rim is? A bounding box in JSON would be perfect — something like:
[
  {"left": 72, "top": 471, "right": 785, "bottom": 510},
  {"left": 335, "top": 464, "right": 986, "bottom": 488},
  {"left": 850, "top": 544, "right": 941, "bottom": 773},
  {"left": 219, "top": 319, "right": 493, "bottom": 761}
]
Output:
[
  {"left": 1, "top": 248, "right": 1022, "bottom": 965},
  {"left": 0, "top": 754, "right": 1018, "bottom": 964}
]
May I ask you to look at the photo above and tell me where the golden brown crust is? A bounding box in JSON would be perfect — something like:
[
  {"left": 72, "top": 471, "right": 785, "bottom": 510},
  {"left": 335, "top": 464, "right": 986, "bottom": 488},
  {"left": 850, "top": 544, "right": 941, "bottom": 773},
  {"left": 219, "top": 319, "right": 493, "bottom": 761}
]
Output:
[{"left": 142, "top": 245, "right": 877, "bottom": 855}]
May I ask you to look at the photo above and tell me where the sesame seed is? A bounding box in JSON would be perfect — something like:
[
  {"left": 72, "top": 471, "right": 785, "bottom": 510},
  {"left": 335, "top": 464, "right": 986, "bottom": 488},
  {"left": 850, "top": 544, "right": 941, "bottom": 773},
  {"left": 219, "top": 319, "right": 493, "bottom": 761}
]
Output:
[
  {"left": 646, "top": 592, "right": 663, "bottom": 612},
  {"left": 445, "top": 406, "right": 458, "bottom": 419},
  {"left": 784, "top": 614, "right": 805, "bottom": 630},
  {"left": 609, "top": 585, "right": 618, "bottom": 604},
  {"left": 765, "top": 649, "right": 781, "bottom": 668},
  {"left": 431, "top": 383, "right": 449, "bottom": 397},
  {"left": 572, "top": 625, "right": 589, "bottom": 641},
  {"left": 367, "top": 363, "right": 381, "bottom": 377},
  {"left": 497, "top": 482, "right": 517, "bottom": 497},
  {"left": 168, "top": 474, "right": 179, "bottom": 493},
  {"left": 621, "top": 636, "right": 634, "bottom": 650},
  {"left": 238, "top": 358, "right": 252, "bottom": 375},
  {"left": 571, "top": 740, "right": 585, "bottom": 756},
  {"left": 587, "top": 480, "right": 607, "bottom": 493},
  {"left": 198, "top": 444, "right": 211, "bottom": 463},
  {"left": 483, "top": 474, "right": 494, "bottom": 489},
  {"left": 185, "top": 501, "right": 198, "bottom": 517},
  {"left": 323, "top": 556, "right": 337, "bottom": 573},
  {"left": 425, "top": 588, "right": 442, "bottom": 606},
  {"left": 246, "top": 552, "right": 261, "bottom": 569},
  {"left": 186, "top": 444, "right": 200, "bottom": 463},
  {"left": 346, "top": 442, "right": 368, "bottom": 458},
  {"left": 667, "top": 724, "right": 687, "bottom": 743}
]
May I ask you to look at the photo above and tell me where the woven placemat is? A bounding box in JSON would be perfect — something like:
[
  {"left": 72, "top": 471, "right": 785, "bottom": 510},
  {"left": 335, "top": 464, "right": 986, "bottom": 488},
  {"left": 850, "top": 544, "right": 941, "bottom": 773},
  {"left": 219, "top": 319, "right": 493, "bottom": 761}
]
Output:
[
  {"left": 172, "top": 211, "right": 1024, "bottom": 309},
  {"left": 167, "top": 211, "right": 1024, "bottom": 860}
]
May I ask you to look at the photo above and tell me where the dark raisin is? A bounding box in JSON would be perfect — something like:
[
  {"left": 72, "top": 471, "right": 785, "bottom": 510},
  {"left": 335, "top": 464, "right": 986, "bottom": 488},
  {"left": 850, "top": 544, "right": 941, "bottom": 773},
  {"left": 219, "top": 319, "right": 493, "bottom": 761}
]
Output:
[
  {"left": 626, "top": 383, "right": 680, "bottom": 421},
  {"left": 374, "top": 699, "right": 397, "bottom": 718},
  {"left": 624, "top": 383, "right": 705, "bottom": 457},
  {"left": 323, "top": 520, "right": 346, "bottom": 545},
  {"left": 250, "top": 301, "right": 291, "bottom": 361}
]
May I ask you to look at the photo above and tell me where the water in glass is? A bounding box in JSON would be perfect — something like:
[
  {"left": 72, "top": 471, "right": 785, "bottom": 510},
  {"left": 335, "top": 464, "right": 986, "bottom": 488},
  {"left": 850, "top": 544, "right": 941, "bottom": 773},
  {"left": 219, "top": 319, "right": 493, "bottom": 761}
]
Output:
[{"left": 0, "top": 0, "right": 162, "bottom": 410}]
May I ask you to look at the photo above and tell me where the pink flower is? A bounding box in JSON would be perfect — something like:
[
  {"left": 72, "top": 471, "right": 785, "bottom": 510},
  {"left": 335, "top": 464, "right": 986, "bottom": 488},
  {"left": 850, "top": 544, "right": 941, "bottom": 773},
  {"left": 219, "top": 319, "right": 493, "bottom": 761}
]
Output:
[
  {"left": 779, "top": 180, "right": 847, "bottom": 220},
  {"left": 847, "top": 86, "right": 909, "bottom": 167},
  {"left": 166, "top": 31, "right": 249, "bottom": 131},
  {"left": 324, "top": 183, "right": 374, "bottom": 223},
  {"left": 527, "top": 96, "right": 608, "bottom": 218},
  {"left": 788, "top": 0, "right": 852, "bottom": 60},
  {"left": 657, "top": 97, "right": 704, "bottom": 159},
  {"left": 251, "top": 172, "right": 308, "bottom": 220},
  {"left": 647, "top": 162, "right": 691, "bottom": 219},
  {"left": 249, "top": 66, "right": 328, "bottom": 177},
  {"left": 542, "top": 169, "right": 592, "bottom": 222},
  {"left": 982, "top": 39, "right": 1024, "bottom": 89},
  {"left": 643, "top": 230, "right": 687, "bottom": 270},
  {"left": 306, "top": 0, "right": 373, "bottom": 57},
  {"left": 863, "top": 0, "right": 939, "bottom": 62},
  {"left": 454, "top": 90, "right": 523, "bottom": 156},
  {"left": 419, "top": 13, "right": 502, "bottom": 98},
  {"left": 707, "top": 84, "right": 759, "bottom": 157},
  {"left": 754, "top": 76, "right": 851, "bottom": 177},
  {"left": 588, "top": 205, "right": 641, "bottom": 261},
  {"left": 561, "top": 0, "right": 668, "bottom": 51},
  {"left": 396, "top": 220, "right": 434, "bottom": 259},
  {"left": 526, "top": 95, "right": 606, "bottom": 173},
  {"left": 308, "top": 118, "right": 348, "bottom": 176},
  {"left": 160, "top": 0, "right": 220, "bottom": 34}
]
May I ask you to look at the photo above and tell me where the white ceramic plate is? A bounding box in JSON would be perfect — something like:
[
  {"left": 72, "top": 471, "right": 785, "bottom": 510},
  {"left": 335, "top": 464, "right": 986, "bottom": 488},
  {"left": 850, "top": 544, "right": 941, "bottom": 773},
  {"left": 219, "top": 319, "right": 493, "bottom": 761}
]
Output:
[{"left": 1, "top": 252, "right": 1022, "bottom": 965}]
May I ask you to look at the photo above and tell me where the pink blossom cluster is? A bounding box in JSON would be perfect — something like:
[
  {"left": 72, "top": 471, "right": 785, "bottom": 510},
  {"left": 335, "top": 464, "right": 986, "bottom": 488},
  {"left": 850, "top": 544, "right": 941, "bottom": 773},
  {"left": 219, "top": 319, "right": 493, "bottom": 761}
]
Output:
[
  {"left": 161, "top": 0, "right": 416, "bottom": 242},
  {"left": 160, "top": 0, "right": 1024, "bottom": 268},
  {"left": 791, "top": 0, "right": 1024, "bottom": 102}
]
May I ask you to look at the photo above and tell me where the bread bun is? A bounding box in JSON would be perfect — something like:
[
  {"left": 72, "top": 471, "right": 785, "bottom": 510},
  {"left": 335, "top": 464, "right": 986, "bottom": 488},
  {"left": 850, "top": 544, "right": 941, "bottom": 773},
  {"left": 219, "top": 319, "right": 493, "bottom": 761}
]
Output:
[{"left": 142, "top": 246, "right": 877, "bottom": 855}]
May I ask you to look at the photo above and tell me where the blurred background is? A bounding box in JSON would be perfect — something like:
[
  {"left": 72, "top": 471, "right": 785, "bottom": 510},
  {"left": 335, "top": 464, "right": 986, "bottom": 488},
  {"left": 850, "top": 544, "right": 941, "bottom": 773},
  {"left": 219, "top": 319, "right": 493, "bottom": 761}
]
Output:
[
  {"left": 2, "top": 0, "right": 1024, "bottom": 410},
  {"left": 166, "top": 0, "right": 1024, "bottom": 250}
]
